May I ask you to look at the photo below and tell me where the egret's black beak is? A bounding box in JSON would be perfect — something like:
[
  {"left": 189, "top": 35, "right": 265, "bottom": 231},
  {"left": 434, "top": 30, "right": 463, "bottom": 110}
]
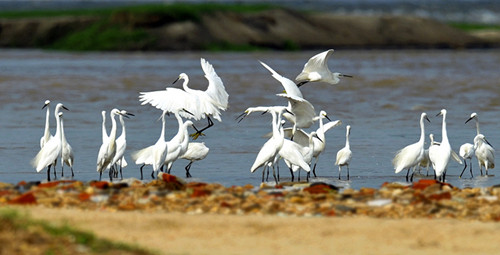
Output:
[
  {"left": 173, "top": 77, "right": 180, "bottom": 84},
  {"left": 340, "top": 74, "right": 353, "bottom": 78}
]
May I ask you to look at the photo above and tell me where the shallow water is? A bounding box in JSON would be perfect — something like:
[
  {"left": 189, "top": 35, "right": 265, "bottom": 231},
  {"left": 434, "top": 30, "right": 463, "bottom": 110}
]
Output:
[{"left": 1, "top": 49, "right": 500, "bottom": 190}]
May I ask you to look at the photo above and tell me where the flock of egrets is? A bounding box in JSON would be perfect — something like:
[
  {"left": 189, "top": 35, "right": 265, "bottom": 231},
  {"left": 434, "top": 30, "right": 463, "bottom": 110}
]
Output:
[{"left": 31, "top": 48, "right": 495, "bottom": 184}]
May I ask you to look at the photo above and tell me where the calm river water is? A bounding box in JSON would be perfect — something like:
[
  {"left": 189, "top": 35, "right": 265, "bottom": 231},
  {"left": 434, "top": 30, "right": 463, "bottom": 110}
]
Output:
[{"left": 1, "top": 49, "right": 500, "bottom": 190}]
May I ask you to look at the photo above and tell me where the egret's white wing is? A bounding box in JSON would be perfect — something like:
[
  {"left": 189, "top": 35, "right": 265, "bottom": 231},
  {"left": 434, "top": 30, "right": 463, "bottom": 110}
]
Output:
[
  {"left": 451, "top": 150, "right": 463, "bottom": 164},
  {"left": 201, "top": 58, "right": 228, "bottom": 110},
  {"left": 296, "top": 49, "right": 334, "bottom": 82},
  {"left": 281, "top": 128, "right": 310, "bottom": 147},
  {"left": 260, "top": 61, "right": 303, "bottom": 98},
  {"left": 321, "top": 120, "right": 342, "bottom": 133},
  {"left": 139, "top": 88, "right": 202, "bottom": 120},
  {"left": 276, "top": 93, "right": 316, "bottom": 128}
]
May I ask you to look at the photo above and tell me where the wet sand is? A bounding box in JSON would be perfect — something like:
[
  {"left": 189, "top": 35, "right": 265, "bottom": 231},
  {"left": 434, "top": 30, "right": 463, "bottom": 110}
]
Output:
[{"left": 15, "top": 206, "right": 500, "bottom": 255}]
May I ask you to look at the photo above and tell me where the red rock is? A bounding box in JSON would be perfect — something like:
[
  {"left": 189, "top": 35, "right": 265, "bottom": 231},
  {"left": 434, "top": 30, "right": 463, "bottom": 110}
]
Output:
[
  {"left": 17, "top": 181, "right": 27, "bottom": 186},
  {"left": 160, "top": 173, "right": 178, "bottom": 183},
  {"left": 304, "top": 184, "right": 336, "bottom": 194},
  {"left": 190, "top": 188, "right": 211, "bottom": 198},
  {"left": 413, "top": 179, "right": 440, "bottom": 190},
  {"left": 187, "top": 182, "right": 208, "bottom": 188},
  {"left": 428, "top": 192, "right": 452, "bottom": 201},
  {"left": 89, "top": 181, "right": 110, "bottom": 189},
  {"left": 8, "top": 192, "right": 36, "bottom": 205},
  {"left": 0, "top": 190, "right": 12, "bottom": 197},
  {"left": 78, "top": 192, "right": 91, "bottom": 202}
]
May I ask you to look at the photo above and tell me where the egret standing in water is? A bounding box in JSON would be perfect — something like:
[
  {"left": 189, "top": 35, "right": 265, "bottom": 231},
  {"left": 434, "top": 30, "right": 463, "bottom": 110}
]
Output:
[
  {"left": 429, "top": 109, "right": 451, "bottom": 181},
  {"left": 459, "top": 142, "right": 475, "bottom": 178},
  {"left": 139, "top": 58, "right": 228, "bottom": 139},
  {"left": 393, "top": 112, "right": 430, "bottom": 182},
  {"left": 111, "top": 110, "right": 134, "bottom": 179},
  {"left": 295, "top": 49, "right": 352, "bottom": 87},
  {"left": 96, "top": 109, "right": 128, "bottom": 181},
  {"left": 180, "top": 142, "right": 210, "bottom": 178},
  {"left": 466, "top": 112, "right": 495, "bottom": 176},
  {"left": 336, "top": 125, "right": 352, "bottom": 180}
]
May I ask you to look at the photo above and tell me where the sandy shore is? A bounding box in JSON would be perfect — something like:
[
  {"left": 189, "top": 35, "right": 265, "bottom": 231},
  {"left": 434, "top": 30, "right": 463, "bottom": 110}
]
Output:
[{"left": 14, "top": 206, "right": 500, "bottom": 255}]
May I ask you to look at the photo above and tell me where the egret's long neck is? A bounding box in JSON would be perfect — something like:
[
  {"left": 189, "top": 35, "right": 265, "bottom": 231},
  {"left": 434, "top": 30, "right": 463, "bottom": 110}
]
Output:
[
  {"left": 159, "top": 115, "right": 166, "bottom": 142},
  {"left": 102, "top": 113, "right": 108, "bottom": 140},
  {"left": 174, "top": 112, "right": 185, "bottom": 142},
  {"left": 181, "top": 77, "right": 193, "bottom": 93},
  {"left": 60, "top": 117, "right": 66, "bottom": 142},
  {"left": 345, "top": 129, "right": 350, "bottom": 149},
  {"left": 442, "top": 113, "right": 449, "bottom": 144},
  {"left": 55, "top": 114, "right": 62, "bottom": 141},
  {"left": 476, "top": 120, "right": 480, "bottom": 136},
  {"left": 44, "top": 106, "right": 50, "bottom": 139},
  {"left": 109, "top": 113, "right": 118, "bottom": 141},
  {"left": 419, "top": 115, "right": 425, "bottom": 144},
  {"left": 318, "top": 116, "right": 326, "bottom": 140},
  {"left": 119, "top": 116, "right": 126, "bottom": 139}
]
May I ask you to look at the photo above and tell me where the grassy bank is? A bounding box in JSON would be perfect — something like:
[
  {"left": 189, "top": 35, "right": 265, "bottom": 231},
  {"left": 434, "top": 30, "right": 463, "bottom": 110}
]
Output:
[
  {"left": 0, "top": 208, "right": 154, "bottom": 254},
  {"left": 0, "top": 3, "right": 276, "bottom": 51}
]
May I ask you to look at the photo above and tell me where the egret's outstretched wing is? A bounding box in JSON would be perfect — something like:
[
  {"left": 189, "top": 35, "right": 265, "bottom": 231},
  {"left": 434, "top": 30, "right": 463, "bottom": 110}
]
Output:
[
  {"left": 321, "top": 120, "right": 342, "bottom": 133},
  {"left": 283, "top": 128, "right": 309, "bottom": 147},
  {"left": 201, "top": 58, "right": 228, "bottom": 110},
  {"left": 139, "top": 88, "right": 202, "bottom": 120},
  {"left": 276, "top": 93, "right": 316, "bottom": 129},
  {"left": 260, "top": 61, "right": 303, "bottom": 98},
  {"left": 296, "top": 49, "right": 334, "bottom": 83}
]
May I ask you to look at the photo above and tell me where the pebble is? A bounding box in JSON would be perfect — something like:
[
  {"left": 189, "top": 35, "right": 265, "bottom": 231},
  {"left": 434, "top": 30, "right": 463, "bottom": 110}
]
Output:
[{"left": 1, "top": 178, "right": 500, "bottom": 221}]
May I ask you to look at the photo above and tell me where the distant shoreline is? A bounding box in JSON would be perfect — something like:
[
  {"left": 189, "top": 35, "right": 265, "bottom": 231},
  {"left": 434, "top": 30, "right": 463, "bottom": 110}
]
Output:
[{"left": 1, "top": 3, "right": 499, "bottom": 51}]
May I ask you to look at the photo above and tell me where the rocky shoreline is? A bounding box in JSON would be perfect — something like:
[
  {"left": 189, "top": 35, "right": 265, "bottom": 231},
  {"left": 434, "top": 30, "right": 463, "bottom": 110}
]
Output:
[
  {"left": 1, "top": 8, "right": 499, "bottom": 50},
  {"left": 2, "top": 172, "right": 500, "bottom": 221}
]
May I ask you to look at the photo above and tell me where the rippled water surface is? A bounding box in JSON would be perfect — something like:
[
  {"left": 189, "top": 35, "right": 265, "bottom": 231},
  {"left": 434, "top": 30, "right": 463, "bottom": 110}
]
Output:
[{"left": 1, "top": 49, "right": 500, "bottom": 189}]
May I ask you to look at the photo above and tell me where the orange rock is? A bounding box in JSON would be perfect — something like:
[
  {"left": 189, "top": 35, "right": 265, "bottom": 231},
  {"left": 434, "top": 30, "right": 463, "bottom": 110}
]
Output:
[
  {"left": 187, "top": 182, "right": 208, "bottom": 188},
  {"left": 78, "top": 192, "right": 91, "bottom": 202},
  {"left": 8, "top": 192, "right": 36, "bottom": 205},
  {"left": 412, "top": 179, "right": 440, "bottom": 190},
  {"left": 428, "top": 192, "right": 452, "bottom": 201},
  {"left": 190, "top": 187, "right": 211, "bottom": 198},
  {"left": 304, "top": 184, "right": 336, "bottom": 194},
  {"left": 160, "top": 173, "right": 178, "bottom": 183},
  {"left": 37, "top": 181, "right": 60, "bottom": 188}
]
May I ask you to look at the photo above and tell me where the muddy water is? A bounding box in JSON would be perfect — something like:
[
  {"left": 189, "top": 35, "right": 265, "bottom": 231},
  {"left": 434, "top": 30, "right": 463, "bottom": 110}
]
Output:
[{"left": 1, "top": 49, "right": 500, "bottom": 189}]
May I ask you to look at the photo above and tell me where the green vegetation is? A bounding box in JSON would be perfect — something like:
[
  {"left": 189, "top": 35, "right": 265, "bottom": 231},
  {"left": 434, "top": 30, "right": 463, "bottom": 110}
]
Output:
[
  {"left": 449, "top": 22, "right": 500, "bottom": 31},
  {"left": 0, "top": 208, "right": 154, "bottom": 254}
]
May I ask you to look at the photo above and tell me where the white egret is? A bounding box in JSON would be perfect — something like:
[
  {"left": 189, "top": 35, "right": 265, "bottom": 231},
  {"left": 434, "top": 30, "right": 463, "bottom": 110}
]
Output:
[
  {"left": 40, "top": 100, "right": 51, "bottom": 148},
  {"left": 336, "top": 125, "right": 352, "bottom": 180},
  {"left": 139, "top": 58, "right": 228, "bottom": 139},
  {"left": 60, "top": 112, "right": 74, "bottom": 178},
  {"left": 474, "top": 134, "right": 495, "bottom": 176},
  {"left": 393, "top": 112, "right": 430, "bottom": 182},
  {"left": 429, "top": 109, "right": 451, "bottom": 181},
  {"left": 281, "top": 132, "right": 318, "bottom": 182},
  {"left": 96, "top": 109, "right": 128, "bottom": 181},
  {"left": 250, "top": 107, "right": 286, "bottom": 184},
  {"left": 459, "top": 143, "right": 475, "bottom": 178},
  {"left": 32, "top": 103, "right": 67, "bottom": 181},
  {"left": 466, "top": 112, "right": 495, "bottom": 176},
  {"left": 111, "top": 110, "right": 134, "bottom": 179},
  {"left": 259, "top": 61, "right": 303, "bottom": 98},
  {"left": 295, "top": 49, "right": 352, "bottom": 87},
  {"left": 101, "top": 110, "right": 109, "bottom": 144},
  {"left": 180, "top": 142, "right": 209, "bottom": 178},
  {"left": 131, "top": 111, "right": 169, "bottom": 180},
  {"left": 163, "top": 114, "right": 194, "bottom": 174}
]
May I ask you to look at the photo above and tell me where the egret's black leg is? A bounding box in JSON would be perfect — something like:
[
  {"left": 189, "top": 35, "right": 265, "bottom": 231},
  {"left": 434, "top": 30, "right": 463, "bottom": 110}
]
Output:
[
  {"left": 290, "top": 168, "right": 294, "bottom": 182},
  {"left": 405, "top": 168, "right": 410, "bottom": 182},
  {"left": 469, "top": 159, "right": 473, "bottom": 178},
  {"left": 312, "top": 163, "right": 318, "bottom": 178},
  {"left": 185, "top": 162, "right": 193, "bottom": 178},
  {"left": 191, "top": 116, "right": 214, "bottom": 139},
  {"left": 47, "top": 165, "right": 51, "bottom": 182},
  {"left": 459, "top": 160, "right": 467, "bottom": 178},
  {"left": 347, "top": 166, "right": 350, "bottom": 180},
  {"left": 139, "top": 164, "right": 145, "bottom": 180}
]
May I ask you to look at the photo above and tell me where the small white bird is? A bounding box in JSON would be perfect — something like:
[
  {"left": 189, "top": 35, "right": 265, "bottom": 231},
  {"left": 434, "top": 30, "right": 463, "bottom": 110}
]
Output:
[
  {"left": 459, "top": 142, "right": 475, "bottom": 178},
  {"left": 101, "top": 110, "right": 109, "bottom": 144},
  {"left": 393, "top": 112, "right": 430, "bottom": 182},
  {"left": 474, "top": 134, "right": 495, "bottom": 176},
  {"left": 163, "top": 116, "right": 194, "bottom": 174},
  {"left": 40, "top": 100, "right": 51, "bottom": 149},
  {"left": 281, "top": 132, "right": 318, "bottom": 182},
  {"left": 132, "top": 111, "right": 169, "bottom": 180},
  {"left": 96, "top": 109, "right": 127, "bottom": 181},
  {"left": 429, "top": 109, "right": 452, "bottom": 181},
  {"left": 111, "top": 110, "right": 134, "bottom": 179},
  {"left": 250, "top": 107, "right": 286, "bottom": 184},
  {"left": 139, "top": 58, "right": 228, "bottom": 139},
  {"left": 180, "top": 142, "right": 210, "bottom": 178},
  {"left": 295, "top": 49, "right": 352, "bottom": 87},
  {"left": 32, "top": 103, "right": 68, "bottom": 181},
  {"left": 60, "top": 112, "right": 74, "bottom": 178},
  {"left": 336, "top": 125, "right": 352, "bottom": 180}
]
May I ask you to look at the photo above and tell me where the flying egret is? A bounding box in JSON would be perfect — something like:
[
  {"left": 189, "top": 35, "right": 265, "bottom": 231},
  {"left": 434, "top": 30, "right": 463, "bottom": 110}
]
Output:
[
  {"left": 132, "top": 111, "right": 169, "bottom": 180},
  {"left": 466, "top": 112, "right": 495, "bottom": 176},
  {"left": 250, "top": 107, "right": 286, "bottom": 184},
  {"left": 60, "top": 112, "right": 74, "bottom": 178},
  {"left": 40, "top": 100, "right": 51, "bottom": 148},
  {"left": 32, "top": 103, "right": 67, "bottom": 181},
  {"left": 459, "top": 143, "right": 475, "bottom": 178},
  {"left": 474, "top": 134, "right": 495, "bottom": 176},
  {"left": 393, "top": 112, "right": 430, "bottom": 182},
  {"left": 259, "top": 61, "right": 303, "bottom": 98},
  {"left": 429, "top": 109, "right": 452, "bottom": 181},
  {"left": 111, "top": 110, "right": 134, "bottom": 179},
  {"left": 295, "top": 49, "right": 352, "bottom": 87},
  {"left": 180, "top": 142, "right": 209, "bottom": 178},
  {"left": 336, "top": 125, "right": 352, "bottom": 180},
  {"left": 96, "top": 109, "right": 128, "bottom": 181},
  {"left": 139, "top": 58, "right": 228, "bottom": 139}
]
